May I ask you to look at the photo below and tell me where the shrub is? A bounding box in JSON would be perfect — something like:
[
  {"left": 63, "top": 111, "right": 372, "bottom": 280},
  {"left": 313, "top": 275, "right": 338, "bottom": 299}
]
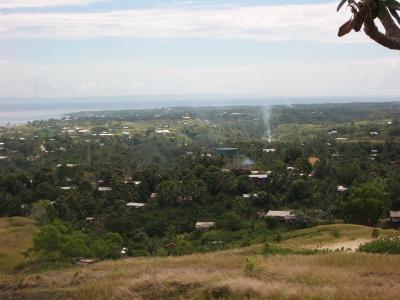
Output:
[
  {"left": 275, "top": 232, "right": 283, "bottom": 242},
  {"left": 244, "top": 256, "right": 257, "bottom": 273},
  {"left": 262, "top": 243, "right": 329, "bottom": 256},
  {"left": 359, "top": 238, "right": 400, "bottom": 254},
  {"left": 371, "top": 228, "right": 380, "bottom": 239},
  {"left": 265, "top": 217, "right": 279, "bottom": 229},
  {"left": 262, "top": 243, "right": 294, "bottom": 256},
  {"left": 220, "top": 212, "right": 245, "bottom": 231},
  {"left": 330, "top": 228, "right": 341, "bottom": 238}
]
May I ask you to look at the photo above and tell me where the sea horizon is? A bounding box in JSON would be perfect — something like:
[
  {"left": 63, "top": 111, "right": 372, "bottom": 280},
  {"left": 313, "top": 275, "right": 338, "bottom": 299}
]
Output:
[{"left": 1, "top": 95, "right": 400, "bottom": 126}]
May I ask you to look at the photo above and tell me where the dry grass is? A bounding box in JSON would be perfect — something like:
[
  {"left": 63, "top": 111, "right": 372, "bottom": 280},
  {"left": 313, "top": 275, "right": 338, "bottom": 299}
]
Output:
[
  {"left": 0, "top": 217, "right": 37, "bottom": 273},
  {"left": 281, "top": 224, "right": 399, "bottom": 249},
  {"left": 1, "top": 247, "right": 400, "bottom": 299},
  {"left": 1, "top": 223, "right": 400, "bottom": 299}
]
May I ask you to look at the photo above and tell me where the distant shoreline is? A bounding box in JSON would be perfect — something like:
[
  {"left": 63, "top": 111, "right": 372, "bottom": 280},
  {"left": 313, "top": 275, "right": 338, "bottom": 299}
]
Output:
[{"left": 1, "top": 97, "right": 400, "bottom": 126}]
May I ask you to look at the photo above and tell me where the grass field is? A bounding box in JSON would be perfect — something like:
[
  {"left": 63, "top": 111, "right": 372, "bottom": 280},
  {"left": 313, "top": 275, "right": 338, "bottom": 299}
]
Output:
[
  {"left": 281, "top": 224, "right": 399, "bottom": 249},
  {"left": 1, "top": 224, "right": 400, "bottom": 299},
  {"left": 0, "top": 217, "right": 37, "bottom": 273}
]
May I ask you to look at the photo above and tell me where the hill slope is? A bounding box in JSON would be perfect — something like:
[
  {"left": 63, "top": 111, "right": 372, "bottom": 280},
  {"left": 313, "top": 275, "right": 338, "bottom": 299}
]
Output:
[
  {"left": 1, "top": 224, "right": 400, "bottom": 300},
  {"left": 0, "top": 217, "right": 37, "bottom": 273}
]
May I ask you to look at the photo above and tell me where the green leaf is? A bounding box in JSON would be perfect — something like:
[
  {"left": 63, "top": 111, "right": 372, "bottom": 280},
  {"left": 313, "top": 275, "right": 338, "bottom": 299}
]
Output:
[{"left": 337, "top": 0, "right": 347, "bottom": 12}]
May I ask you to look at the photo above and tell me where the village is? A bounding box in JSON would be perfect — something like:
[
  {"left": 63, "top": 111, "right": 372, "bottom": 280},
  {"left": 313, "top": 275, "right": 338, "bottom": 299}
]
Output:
[{"left": 1, "top": 103, "right": 400, "bottom": 300}]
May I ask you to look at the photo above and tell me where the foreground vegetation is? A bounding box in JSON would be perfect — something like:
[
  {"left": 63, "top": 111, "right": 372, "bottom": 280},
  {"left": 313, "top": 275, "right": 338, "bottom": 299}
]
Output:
[
  {"left": 1, "top": 224, "right": 400, "bottom": 300},
  {"left": 0, "top": 217, "right": 37, "bottom": 273}
]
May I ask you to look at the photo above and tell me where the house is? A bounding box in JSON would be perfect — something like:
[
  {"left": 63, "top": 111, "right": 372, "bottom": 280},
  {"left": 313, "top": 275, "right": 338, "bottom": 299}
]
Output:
[
  {"left": 99, "top": 132, "right": 114, "bottom": 137},
  {"left": 390, "top": 211, "right": 400, "bottom": 223},
  {"left": 251, "top": 170, "right": 266, "bottom": 175},
  {"left": 177, "top": 195, "right": 193, "bottom": 203},
  {"left": 264, "top": 210, "right": 296, "bottom": 221},
  {"left": 249, "top": 174, "right": 269, "bottom": 180},
  {"left": 195, "top": 222, "right": 215, "bottom": 231},
  {"left": 370, "top": 132, "right": 379, "bottom": 136},
  {"left": 155, "top": 129, "right": 171, "bottom": 134},
  {"left": 0, "top": 156, "right": 7, "bottom": 160},
  {"left": 215, "top": 147, "right": 239, "bottom": 156},
  {"left": 243, "top": 193, "right": 258, "bottom": 199},
  {"left": 249, "top": 171, "right": 270, "bottom": 180},
  {"left": 126, "top": 202, "right": 146, "bottom": 208},
  {"left": 60, "top": 186, "right": 75, "bottom": 190},
  {"left": 337, "top": 186, "right": 348, "bottom": 192},
  {"left": 78, "top": 129, "right": 90, "bottom": 134},
  {"left": 79, "top": 259, "right": 97, "bottom": 266},
  {"left": 308, "top": 157, "right": 320, "bottom": 166},
  {"left": 98, "top": 187, "right": 112, "bottom": 192},
  {"left": 263, "top": 149, "right": 276, "bottom": 153},
  {"left": 150, "top": 193, "right": 158, "bottom": 198}
]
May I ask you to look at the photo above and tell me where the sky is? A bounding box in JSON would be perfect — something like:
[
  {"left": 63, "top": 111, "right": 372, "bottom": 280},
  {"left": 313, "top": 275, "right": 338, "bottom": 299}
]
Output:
[{"left": 0, "top": 0, "right": 399, "bottom": 98}]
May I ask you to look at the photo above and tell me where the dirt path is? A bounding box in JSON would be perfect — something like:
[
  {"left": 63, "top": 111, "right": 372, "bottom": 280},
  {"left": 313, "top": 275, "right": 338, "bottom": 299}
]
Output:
[{"left": 314, "top": 239, "right": 372, "bottom": 252}]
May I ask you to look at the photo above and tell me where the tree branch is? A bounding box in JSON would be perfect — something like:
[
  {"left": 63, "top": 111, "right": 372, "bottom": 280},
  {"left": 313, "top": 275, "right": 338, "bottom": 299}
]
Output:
[
  {"left": 378, "top": 6, "right": 400, "bottom": 38},
  {"left": 362, "top": 0, "right": 400, "bottom": 50},
  {"left": 364, "top": 15, "right": 400, "bottom": 50}
]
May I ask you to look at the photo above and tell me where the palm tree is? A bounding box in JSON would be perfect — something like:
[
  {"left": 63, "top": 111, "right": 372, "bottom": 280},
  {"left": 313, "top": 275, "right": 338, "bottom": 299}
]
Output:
[{"left": 337, "top": 0, "right": 400, "bottom": 50}]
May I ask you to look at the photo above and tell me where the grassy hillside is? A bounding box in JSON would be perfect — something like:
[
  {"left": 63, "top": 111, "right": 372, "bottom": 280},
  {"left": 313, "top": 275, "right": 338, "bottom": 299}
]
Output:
[
  {"left": 0, "top": 217, "right": 37, "bottom": 273},
  {"left": 281, "top": 224, "right": 399, "bottom": 249},
  {"left": 1, "top": 224, "right": 400, "bottom": 300}
]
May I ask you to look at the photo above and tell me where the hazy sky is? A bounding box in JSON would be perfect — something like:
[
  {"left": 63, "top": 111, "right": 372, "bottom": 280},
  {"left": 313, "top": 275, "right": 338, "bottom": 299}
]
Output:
[{"left": 0, "top": 0, "right": 399, "bottom": 98}]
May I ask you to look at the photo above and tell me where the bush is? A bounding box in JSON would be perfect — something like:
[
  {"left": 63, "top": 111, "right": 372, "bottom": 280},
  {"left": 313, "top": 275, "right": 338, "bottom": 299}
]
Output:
[
  {"left": 262, "top": 243, "right": 294, "bottom": 256},
  {"left": 330, "top": 228, "right": 341, "bottom": 238},
  {"left": 244, "top": 256, "right": 257, "bottom": 273},
  {"left": 359, "top": 238, "right": 400, "bottom": 254},
  {"left": 262, "top": 243, "right": 329, "bottom": 256},
  {"left": 219, "top": 212, "right": 245, "bottom": 231},
  {"left": 265, "top": 217, "right": 279, "bottom": 229},
  {"left": 33, "top": 221, "right": 124, "bottom": 261},
  {"left": 371, "top": 228, "right": 380, "bottom": 239}
]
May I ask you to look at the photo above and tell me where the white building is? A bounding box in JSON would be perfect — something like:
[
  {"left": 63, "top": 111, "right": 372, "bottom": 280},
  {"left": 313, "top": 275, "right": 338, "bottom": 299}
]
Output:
[
  {"left": 265, "top": 210, "right": 296, "bottom": 221},
  {"left": 98, "top": 187, "right": 112, "bottom": 192},
  {"left": 126, "top": 202, "right": 146, "bottom": 208},
  {"left": 337, "top": 186, "right": 348, "bottom": 192},
  {"left": 263, "top": 149, "right": 276, "bottom": 153},
  {"left": 195, "top": 222, "right": 215, "bottom": 231}
]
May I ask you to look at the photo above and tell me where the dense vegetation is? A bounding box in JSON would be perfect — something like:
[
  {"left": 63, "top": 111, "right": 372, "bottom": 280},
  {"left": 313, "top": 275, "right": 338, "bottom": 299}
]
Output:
[
  {"left": 359, "top": 237, "right": 400, "bottom": 254},
  {"left": 1, "top": 102, "right": 400, "bottom": 263}
]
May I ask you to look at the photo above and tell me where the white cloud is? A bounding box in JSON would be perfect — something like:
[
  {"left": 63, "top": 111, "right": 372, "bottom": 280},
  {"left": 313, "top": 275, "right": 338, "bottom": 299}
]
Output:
[
  {"left": 1, "top": 57, "right": 399, "bottom": 97},
  {"left": 0, "top": 2, "right": 368, "bottom": 43},
  {"left": 0, "top": 0, "right": 104, "bottom": 9}
]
